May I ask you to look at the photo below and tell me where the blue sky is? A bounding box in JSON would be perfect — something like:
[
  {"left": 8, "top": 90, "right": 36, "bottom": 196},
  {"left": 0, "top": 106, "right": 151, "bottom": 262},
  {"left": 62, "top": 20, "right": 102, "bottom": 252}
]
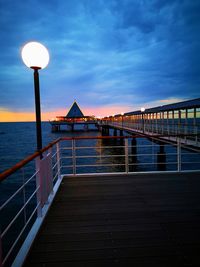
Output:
[{"left": 0, "top": 0, "right": 200, "bottom": 120}]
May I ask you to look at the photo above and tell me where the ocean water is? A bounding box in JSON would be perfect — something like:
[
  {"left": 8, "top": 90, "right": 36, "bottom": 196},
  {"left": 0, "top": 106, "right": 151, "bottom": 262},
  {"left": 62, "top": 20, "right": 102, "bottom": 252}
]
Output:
[
  {"left": 0, "top": 121, "right": 200, "bottom": 175},
  {"left": 0, "top": 122, "right": 100, "bottom": 173}
]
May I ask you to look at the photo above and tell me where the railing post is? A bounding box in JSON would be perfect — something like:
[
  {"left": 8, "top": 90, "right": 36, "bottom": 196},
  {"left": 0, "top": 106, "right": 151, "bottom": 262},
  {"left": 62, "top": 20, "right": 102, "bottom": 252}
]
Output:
[
  {"left": 72, "top": 139, "right": 76, "bottom": 175},
  {"left": 22, "top": 168, "right": 27, "bottom": 224},
  {"left": 56, "top": 142, "right": 61, "bottom": 179},
  {"left": 177, "top": 138, "right": 181, "bottom": 172},
  {"left": 195, "top": 126, "right": 198, "bottom": 145},
  {"left": 47, "top": 148, "right": 53, "bottom": 196},
  {"left": 35, "top": 156, "right": 42, "bottom": 217},
  {"left": 125, "top": 138, "right": 129, "bottom": 173},
  {"left": 35, "top": 151, "right": 54, "bottom": 214}
]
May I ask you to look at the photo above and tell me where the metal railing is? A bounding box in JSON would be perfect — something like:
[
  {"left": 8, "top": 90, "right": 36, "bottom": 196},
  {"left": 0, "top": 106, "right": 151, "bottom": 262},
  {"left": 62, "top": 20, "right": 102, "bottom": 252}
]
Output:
[
  {"left": 101, "top": 121, "right": 200, "bottom": 146},
  {"left": 0, "top": 135, "right": 200, "bottom": 267}
]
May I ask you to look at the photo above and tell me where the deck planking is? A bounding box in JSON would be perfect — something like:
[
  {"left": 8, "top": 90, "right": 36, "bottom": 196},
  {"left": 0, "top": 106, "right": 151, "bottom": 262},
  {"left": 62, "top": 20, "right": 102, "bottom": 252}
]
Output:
[{"left": 23, "top": 172, "right": 200, "bottom": 267}]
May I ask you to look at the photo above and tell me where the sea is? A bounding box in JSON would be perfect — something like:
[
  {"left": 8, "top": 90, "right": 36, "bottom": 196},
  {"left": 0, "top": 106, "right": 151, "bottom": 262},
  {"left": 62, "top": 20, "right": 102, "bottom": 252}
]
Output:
[
  {"left": 0, "top": 122, "right": 100, "bottom": 173},
  {"left": 0, "top": 121, "right": 200, "bottom": 174}
]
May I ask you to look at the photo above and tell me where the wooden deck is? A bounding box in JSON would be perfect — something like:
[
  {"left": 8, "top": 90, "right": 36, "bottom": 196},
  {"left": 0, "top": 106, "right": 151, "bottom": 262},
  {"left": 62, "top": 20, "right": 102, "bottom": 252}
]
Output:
[{"left": 23, "top": 172, "right": 200, "bottom": 267}]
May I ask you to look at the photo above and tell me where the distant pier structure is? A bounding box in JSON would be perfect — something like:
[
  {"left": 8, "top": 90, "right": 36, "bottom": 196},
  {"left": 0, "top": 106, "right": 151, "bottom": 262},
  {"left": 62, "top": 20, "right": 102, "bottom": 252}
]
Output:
[{"left": 50, "top": 101, "right": 98, "bottom": 132}]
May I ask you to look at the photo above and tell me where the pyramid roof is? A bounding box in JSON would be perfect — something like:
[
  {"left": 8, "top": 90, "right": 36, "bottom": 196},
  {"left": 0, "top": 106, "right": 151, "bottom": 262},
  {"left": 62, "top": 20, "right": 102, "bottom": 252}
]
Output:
[{"left": 66, "top": 101, "right": 84, "bottom": 118}]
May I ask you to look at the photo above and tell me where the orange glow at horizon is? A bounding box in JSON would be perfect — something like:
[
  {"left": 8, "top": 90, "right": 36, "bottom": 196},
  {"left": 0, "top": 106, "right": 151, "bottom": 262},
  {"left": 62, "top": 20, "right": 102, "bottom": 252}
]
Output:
[
  {"left": 0, "top": 105, "right": 129, "bottom": 122},
  {"left": 0, "top": 109, "right": 67, "bottom": 122}
]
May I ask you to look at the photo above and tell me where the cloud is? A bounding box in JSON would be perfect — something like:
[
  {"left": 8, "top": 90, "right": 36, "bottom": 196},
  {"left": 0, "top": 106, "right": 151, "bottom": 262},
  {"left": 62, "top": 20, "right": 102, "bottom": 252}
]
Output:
[{"left": 0, "top": 0, "right": 199, "bottom": 120}]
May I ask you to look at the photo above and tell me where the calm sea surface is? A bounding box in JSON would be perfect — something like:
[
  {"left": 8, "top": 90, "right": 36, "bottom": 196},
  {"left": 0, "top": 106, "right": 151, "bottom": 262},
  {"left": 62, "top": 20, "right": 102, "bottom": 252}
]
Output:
[
  {"left": 0, "top": 122, "right": 101, "bottom": 173},
  {"left": 0, "top": 121, "right": 199, "bottom": 175}
]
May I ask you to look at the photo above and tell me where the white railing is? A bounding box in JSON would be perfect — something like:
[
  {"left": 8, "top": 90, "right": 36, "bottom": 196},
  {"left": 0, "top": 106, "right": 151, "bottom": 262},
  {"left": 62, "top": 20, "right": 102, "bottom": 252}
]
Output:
[
  {"left": 0, "top": 135, "right": 200, "bottom": 267},
  {"left": 101, "top": 121, "right": 200, "bottom": 147},
  {"left": 0, "top": 140, "right": 61, "bottom": 267}
]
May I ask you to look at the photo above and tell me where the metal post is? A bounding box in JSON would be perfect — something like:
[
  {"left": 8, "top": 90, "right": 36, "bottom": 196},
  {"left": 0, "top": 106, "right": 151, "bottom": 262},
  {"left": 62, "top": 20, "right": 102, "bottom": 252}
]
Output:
[
  {"left": 72, "top": 139, "right": 76, "bottom": 175},
  {"left": 125, "top": 138, "right": 129, "bottom": 173},
  {"left": 177, "top": 139, "right": 181, "bottom": 172},
  {"left": 161, "top": 112, "right": 164, "bottom": 134},
  {"left": 194, "top": 108, "right": 198, "bottom": 143},
  {"left": 22, "top": 168, "right": 27, "bottom": 224},
  {"left": 35, "top": 157, "right": 42, "bottom": 217},
  {"left": 178, "top": 110, "right": 181, "bottom": 135},
  {"left": 56, "top": 143, "right": 61, "bottom": 179},
  {"left": 156, "top": 113, "right": 158, "bottom": 133},
  {"left": 142, "top": 113, "right": 144, "bottom": 133},
  {"left": 167, "top": 111, "right": 170, "bottom": 135},
  {"left": 33, "top": 68, "right": 42, "bottom": 153},
  {"left": 172, "top": 110, "right": 175, "bottom": 135},
  {"left": 47, "top": 148, "right": 53, "bottom": 195},
  {"left": 185, "top": 109, "right": 188, "bottom": 143}
]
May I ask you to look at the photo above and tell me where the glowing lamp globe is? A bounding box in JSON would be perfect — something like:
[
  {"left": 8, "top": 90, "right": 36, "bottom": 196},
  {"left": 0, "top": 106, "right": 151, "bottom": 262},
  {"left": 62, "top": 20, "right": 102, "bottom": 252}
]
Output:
[
  {"left": 141, "top": 107, "right": 145, "bottom": 112},
  {"left": 21, "top": 42, "right": 49, "bottom": 69}
]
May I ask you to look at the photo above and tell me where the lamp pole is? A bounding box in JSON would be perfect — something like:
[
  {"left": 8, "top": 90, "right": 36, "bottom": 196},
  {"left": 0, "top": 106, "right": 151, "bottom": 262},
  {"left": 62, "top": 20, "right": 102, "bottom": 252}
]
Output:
[
  {"left": 33, "top": 67, "right": 42, "bottom": 151},
  {"left": 21, "top": 42, "right": 49, "bottom": 153}
]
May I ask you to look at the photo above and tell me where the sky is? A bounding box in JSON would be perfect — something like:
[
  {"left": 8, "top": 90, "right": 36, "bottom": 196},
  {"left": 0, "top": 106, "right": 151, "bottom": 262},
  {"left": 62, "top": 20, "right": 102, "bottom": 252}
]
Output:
[{"left": 0, "top": 0, "right": 199, "bottom": 121}]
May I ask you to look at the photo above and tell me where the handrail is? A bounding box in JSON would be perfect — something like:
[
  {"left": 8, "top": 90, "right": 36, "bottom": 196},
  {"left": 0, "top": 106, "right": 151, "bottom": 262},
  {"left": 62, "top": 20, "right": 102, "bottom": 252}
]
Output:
[
  {"left": 0, "top": 138, "right": 61, "bottom": 182},
  {"left": 1, "top": 134, "right": 199, "bottom": 182}
]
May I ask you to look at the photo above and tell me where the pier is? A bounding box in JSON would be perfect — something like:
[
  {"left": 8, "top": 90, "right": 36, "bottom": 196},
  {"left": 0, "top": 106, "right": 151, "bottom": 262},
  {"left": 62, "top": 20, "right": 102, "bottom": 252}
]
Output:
[
  {"left": 1, "top": 98, "right": 200, "bottom": 267},
  {"left": 100, "top": 98, "right": 200, "bottom": 149},
  {"left": 49, "top": 101, "right": 98, "bottom": 132},
  {"left": 23, "top": 172, "right": 200, "bottom": 267}
]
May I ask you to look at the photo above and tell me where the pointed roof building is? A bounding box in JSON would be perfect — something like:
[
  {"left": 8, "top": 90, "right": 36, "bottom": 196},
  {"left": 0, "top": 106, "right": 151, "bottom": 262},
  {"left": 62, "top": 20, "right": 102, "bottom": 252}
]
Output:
[{"left": 66, "top": 101, "right": 84, "bottom": 118}]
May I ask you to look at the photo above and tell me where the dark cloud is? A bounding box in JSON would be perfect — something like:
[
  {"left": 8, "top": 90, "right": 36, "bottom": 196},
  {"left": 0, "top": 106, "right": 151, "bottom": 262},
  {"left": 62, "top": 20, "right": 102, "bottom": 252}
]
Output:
[{"left": 0, "top": 0, "right": 199, "bottom": 114}]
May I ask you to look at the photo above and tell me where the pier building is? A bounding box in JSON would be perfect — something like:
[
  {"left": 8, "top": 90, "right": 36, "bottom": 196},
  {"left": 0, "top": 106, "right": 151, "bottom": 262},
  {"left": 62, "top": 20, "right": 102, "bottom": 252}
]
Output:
[{"left": 50, "top": 101, "right": 98, "bottom": 132}]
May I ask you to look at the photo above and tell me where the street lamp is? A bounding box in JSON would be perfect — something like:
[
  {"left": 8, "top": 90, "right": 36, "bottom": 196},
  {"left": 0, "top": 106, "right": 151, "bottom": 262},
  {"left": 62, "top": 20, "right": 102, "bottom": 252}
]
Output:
[
  {"left": 21, "top": 41, "right": 50, "bottom": 153},
  {"left": 141, "top": 107, "right": 145, "bottom": 133}
]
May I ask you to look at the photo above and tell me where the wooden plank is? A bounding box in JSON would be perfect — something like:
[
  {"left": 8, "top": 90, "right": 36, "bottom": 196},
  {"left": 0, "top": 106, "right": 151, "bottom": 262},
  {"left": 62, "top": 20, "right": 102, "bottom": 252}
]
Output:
[{"left": 23, "top": 172, "right": 200, "bottom": 267}]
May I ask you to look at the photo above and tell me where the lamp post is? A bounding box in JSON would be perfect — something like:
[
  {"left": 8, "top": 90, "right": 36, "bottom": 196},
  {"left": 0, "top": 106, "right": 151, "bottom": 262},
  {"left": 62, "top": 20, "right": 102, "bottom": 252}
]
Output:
[
  {"left": 21, "top": 42, "right": 49, "bottom": 153},
  {"left": 141, "top": 107, "right": 145, "bottom": 133}
]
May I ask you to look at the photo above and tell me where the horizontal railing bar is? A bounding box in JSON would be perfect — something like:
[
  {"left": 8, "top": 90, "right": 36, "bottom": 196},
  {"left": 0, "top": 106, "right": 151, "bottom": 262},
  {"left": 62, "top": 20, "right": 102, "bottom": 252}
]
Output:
[
  {"left": 51, "top": 150, "right": 58, "bottom": 158},
  {"left": 76, "top": 163, "right": 125, "bottom": 168},
  {"left": 0, "top": 170, "right": 38, "bottom": 211},
  {"left": 1, "top": 134, "right": 200, "bottom": 182},
  {"left": 53, "top": 171, "right": 60, "bottom": 182},
  {"left": 60, "top": 134, "right": 200, "bottom": 141},
  {"left": 75, "top": 155, "right": 125, "bottom": 159},
  {"left": 75, "top": 146, "right": 125, "bottom": 149},
  {"left": 2, "top": 203, "right": 40, "bottom": 266},
  {"left": 181, "top": 162, "right": 200, "bottom": 164},
  {"left": 52, "top": 161, "right": 59, "bottom": 170},
  {"left": 129, "top": 162, "right": 178, "bottom": 166},
  {"left": 128, "top": 153, "right": 177, "bottom": 157},
  {"left": 61, "top": 165, "right": 73, "bottom": 168},
  {"left": 0, "top": 138, "right": 61, "bottom": 182},
  {"left": 1, "top": 186, "right": 39, "bottom": 238}
]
